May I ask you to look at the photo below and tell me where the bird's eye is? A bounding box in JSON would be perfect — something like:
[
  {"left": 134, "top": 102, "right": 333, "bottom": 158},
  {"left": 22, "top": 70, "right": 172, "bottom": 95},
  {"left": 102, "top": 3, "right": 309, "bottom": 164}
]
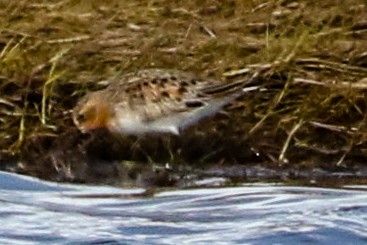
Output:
[{"left": 76, "top": 113, "right": 87, "bottom": 122}]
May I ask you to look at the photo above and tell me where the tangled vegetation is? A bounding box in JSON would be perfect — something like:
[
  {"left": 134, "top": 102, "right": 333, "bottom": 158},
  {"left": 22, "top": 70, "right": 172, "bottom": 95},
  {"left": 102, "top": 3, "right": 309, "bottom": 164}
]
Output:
[{"left": 0, "top": 0, "right": 367, "bottom": 186}]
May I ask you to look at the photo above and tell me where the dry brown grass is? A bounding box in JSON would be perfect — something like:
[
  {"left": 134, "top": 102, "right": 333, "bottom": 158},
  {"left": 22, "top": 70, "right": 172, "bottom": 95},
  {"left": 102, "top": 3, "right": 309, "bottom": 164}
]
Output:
[{"left": 0, "top": 0, "right": 366, "bottom": 185}]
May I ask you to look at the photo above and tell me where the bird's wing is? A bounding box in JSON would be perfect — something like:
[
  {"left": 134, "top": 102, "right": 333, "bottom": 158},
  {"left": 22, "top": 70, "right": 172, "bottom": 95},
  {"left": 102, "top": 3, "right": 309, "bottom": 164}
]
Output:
[
  {"left": 108, "top": 69, "right": 259, "bottom": 124},
  {"left": 146, "top": 91, "right": 244, "bottom": 134}
]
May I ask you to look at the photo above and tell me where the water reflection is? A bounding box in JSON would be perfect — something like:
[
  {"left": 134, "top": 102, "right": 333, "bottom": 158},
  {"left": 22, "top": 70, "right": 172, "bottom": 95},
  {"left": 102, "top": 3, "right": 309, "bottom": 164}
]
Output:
[{"left": 0, "top": 171, "right": 366, "bottom": 244}]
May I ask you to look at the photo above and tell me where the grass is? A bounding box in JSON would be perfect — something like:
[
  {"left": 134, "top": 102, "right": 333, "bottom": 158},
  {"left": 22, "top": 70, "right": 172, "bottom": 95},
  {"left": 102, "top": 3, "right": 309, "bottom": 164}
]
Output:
[{"left": 0, "top": 0, "right": 366, "bottom": 185}]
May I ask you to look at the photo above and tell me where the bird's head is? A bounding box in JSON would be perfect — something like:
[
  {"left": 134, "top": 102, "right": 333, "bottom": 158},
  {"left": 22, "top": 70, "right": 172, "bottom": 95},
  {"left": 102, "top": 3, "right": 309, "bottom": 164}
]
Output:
[{"left": 72, "top": 92, "right": 112, "bottom": 133}]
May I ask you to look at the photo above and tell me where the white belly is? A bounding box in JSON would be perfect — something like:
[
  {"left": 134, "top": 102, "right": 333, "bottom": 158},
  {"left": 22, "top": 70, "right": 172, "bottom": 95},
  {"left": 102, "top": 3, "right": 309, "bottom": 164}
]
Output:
[{"left": 108, "top": 115, "right": 180, "bottom": 135}]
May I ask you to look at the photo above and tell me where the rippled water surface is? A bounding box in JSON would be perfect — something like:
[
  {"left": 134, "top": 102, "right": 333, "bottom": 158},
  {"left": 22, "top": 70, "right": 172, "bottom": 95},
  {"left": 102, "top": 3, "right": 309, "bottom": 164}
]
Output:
[{"left": 0, "top": 171, "right": 367, "bottom": 244}]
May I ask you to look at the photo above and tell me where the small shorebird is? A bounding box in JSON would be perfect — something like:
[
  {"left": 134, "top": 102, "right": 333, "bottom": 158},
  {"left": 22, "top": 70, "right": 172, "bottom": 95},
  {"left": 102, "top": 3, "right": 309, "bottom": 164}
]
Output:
[{"left": 73, "top": 69, "right": 259, "bottom": 135}]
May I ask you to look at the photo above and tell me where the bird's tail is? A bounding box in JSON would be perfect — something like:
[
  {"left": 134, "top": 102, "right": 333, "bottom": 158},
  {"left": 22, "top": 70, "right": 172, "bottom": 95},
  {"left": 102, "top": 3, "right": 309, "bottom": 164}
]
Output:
[{"left": 199, "top": 71, "right": 263, "bottom": 97}]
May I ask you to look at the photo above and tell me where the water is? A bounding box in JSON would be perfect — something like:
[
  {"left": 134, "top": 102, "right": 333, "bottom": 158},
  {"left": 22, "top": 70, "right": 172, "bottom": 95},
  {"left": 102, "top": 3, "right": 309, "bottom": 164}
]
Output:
[{"left": 0, "top": 171, "right": 366, "bottom": 244}]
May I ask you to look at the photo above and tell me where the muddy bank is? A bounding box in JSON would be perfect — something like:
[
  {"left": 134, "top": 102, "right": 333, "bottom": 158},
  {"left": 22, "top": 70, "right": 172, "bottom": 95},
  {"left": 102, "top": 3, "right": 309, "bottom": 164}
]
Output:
[{"left": 0, "top": 0, "right": 367, "bottom": 187}]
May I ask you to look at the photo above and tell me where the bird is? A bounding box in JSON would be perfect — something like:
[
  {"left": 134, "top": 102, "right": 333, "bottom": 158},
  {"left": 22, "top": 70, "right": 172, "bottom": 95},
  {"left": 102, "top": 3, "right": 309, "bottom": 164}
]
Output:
[{"left": 72, "top": 69, "right": 259, "bottom": 135}]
